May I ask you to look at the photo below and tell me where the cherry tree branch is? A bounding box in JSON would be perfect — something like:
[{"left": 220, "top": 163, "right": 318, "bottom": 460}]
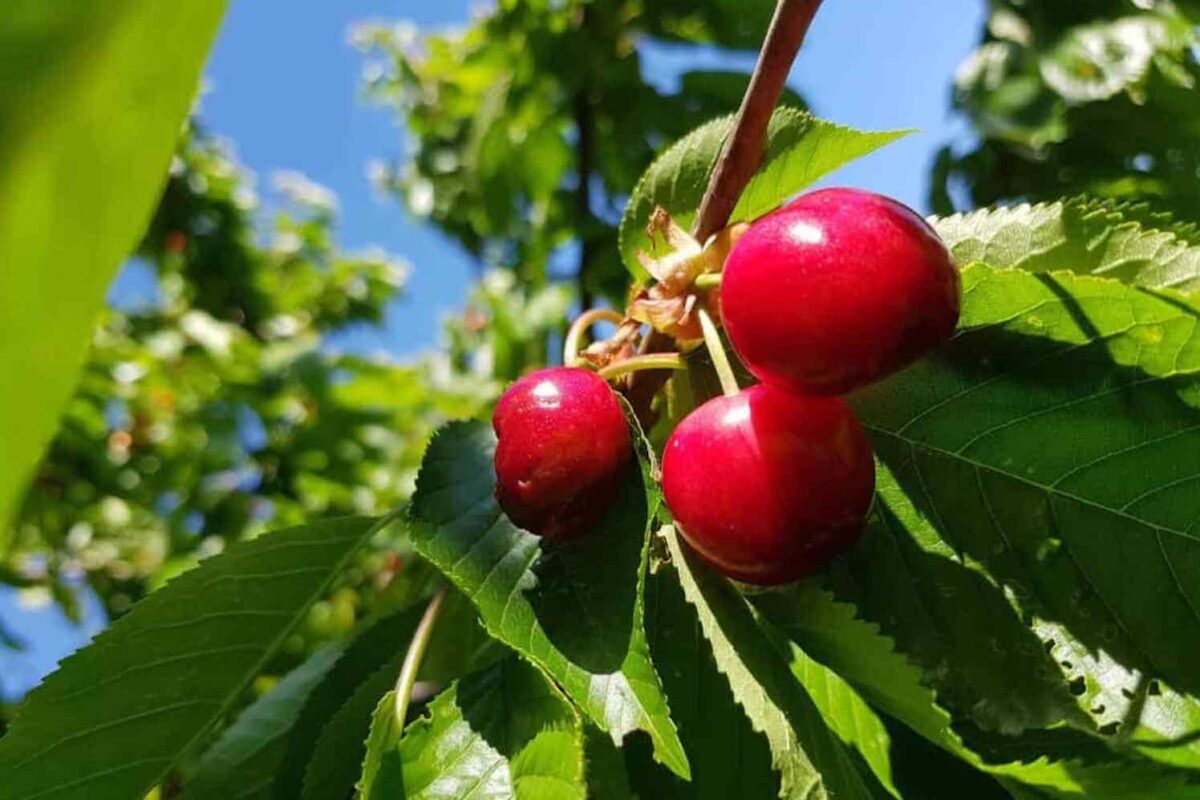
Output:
[
  {"left": 693, "top": 0, "right": 824, "bottom": 242},
  {"left": 625, "top": 0, "right": 824, "bottom": 423}
]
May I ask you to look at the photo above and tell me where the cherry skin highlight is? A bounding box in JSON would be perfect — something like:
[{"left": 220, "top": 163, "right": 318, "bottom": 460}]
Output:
[
  {"left": 662, "top": 384, "right": 874, "bottom": 586},
  {"left": 721, "top": 187, "right": 961, "bottom": 395},
  {"left": 493, "top": 367, "right": 632, "bottom": 540}
]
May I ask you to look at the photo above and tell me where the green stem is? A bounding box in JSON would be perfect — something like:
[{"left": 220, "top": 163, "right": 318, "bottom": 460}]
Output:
[
  {"left": 563, "top": 308, "right": 624, "bottom": 365},
  {"left": 694, "top": 273, "right": 722, "bottom": 290},
  {"left": 697, "top": 308, "right": 739, "bottom": 397},
  {"left": 598, "top": 353, "right": 687, "bottom": 381},
  {"left": 393, "top": 584, "right": 448, "bottom": 727}
]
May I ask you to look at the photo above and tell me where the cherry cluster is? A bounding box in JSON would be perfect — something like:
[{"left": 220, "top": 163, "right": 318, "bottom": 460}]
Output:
[{"left": 492, "top": 188, "right": 960, "bottom": 586}]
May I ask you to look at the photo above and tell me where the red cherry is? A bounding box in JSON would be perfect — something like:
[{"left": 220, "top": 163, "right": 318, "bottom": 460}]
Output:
[
  {"left": 493, "top": 367, "right": 632, "bottom": 540},
  {"left": 662, "top": 384, "right": 874, "bottom": 586},
  {"left": 721, "top": 187, "right": 960, "bottom": 395}
]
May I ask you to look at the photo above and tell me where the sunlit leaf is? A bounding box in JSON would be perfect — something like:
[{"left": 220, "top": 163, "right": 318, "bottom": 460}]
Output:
[
  {"left": 661, "top": 524, "right": 874, "bottom": 800},
  {"left": 619, "top": 107, "right": 909, "bottom": 280},
  {"left": 0, "top": 515, "right": 386, "bottom": 800},
  {"left": 409, "top": 421, "right": 688, "bottom": 777},
  {"left": 931, "top": 198, "right": 1200, "bottom": 292},
  {"left": 623, "top": 565, "right": 778, "bottom": 799},
  {"left": 358, "top": 657, "right": 585, "bottom": 799},
  {"left": 0, "top": 1, "right": 228, "bottom": 533}
]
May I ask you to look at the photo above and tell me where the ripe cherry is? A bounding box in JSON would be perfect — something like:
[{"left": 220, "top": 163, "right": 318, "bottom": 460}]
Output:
[
  {"left": 493, "top": 367, "right": 632, "bottom": 540},
  {"left": 721, "top": 187, "right": 960, "bottom": 395},
  {"left": 662, "top": 384, "right": 874, "bottom": 586}
]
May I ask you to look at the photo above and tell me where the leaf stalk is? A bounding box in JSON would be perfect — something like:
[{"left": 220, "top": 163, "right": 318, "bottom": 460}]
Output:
[{"left": 393, "top": 584, "right": 448, "bottom": 728}]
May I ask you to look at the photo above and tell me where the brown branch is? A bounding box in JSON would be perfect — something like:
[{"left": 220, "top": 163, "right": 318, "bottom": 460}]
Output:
[
  {"left": 574, "top": 89, "right": 597, "bottom": 312},
  {"left": 574, "top": 4, "right": 597, "bottom": 312},
  {"left": 692, "top": 0, "right": 824, "bottom": 242},
  {"left": 625, "top": 0, "right": 824, "bottom": 425}
]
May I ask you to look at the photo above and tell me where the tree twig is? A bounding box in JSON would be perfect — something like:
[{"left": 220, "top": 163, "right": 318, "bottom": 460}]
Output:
[
  {"left": 625, "top": 0, "right": 823, "bottom": 421},
  {"left": 573, "top": 5, "right": 598, "bottom": 311},
  {"left": 693, "top": 0, "right": 824, "bottom": 243}
]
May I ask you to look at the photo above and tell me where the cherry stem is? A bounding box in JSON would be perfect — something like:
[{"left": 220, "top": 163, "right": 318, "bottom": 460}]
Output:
[
  {"left": 393, "top": 584, "right": 448, "bottom": 728},
  {"left": 694, "top": 273, "right": 722, "bottom": 290},
  {"left": 598, "top": 353, "right": 687, "bottom": 381},
  {"left": 697, "top": 308, "right": 740, "bottom": 397},
  {"left": 563, "top": 308, "right": 625, "bottom": 365}
]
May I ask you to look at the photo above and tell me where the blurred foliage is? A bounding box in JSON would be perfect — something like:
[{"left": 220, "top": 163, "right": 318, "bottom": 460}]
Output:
[
  {"left": 932, "top": 0, "right": 1200, "bottom": 217},
  {"left": 353, "top": 0, "right": 790, "bottom": 307},
  {"left": 1, "top": 121, "right": 502, "bottom": 633}
]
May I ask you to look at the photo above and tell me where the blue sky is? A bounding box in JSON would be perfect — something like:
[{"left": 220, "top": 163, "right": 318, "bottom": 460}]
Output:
[
  {"left": 197, "top": 0, "right": 985, "bottom": 356},
  {"left": 1, "top": 0, "right": 985, "bottom": 699}
]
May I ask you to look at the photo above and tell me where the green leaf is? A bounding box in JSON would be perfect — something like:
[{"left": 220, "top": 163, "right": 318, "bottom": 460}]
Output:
[
  {"left": 758, "top": 582, "right": 1200, "bottom": 798},
  {"left": 756, "top": 582, "right": 1082, "bottom": 796},
  {"left": 276, "top": 605, "right": 425, "bottom": 799},
  {"left": 300, "top": 592, "right": 502, "bottom": 800},
  {"left": 0, "top": 1, "right": 228, "bottom": 533},
  {"left": 584, "top": 726, "right": 637, "bottom": 800},
  {"left": 781, "top": 639, "right": 899, "bottom": 798},
  {"left": 794, "top": 263, "right": 1200, "bottom": 779},
  {"left": 660, "top": 524, "right": 874, "bottom": 800},
  {"left": 0, "top": 515, "right": 385, "bottom": 800},
  {"left": 183, "top": 646, "right": 344, "bottom": 800},
  {"left": 623, "top": 565, "right": 777, "bottom": 799},
  {"left": 302, "top": 652, "right": 405, "bottom": 800},
  {"left": 754, "top": 583, "right": 960, "bottom": 756},
  {"left": 409, "top": 421, "right": 688, "bottom": 777},
  {"left": 930, "top": 197, "right": 1200, "bottom": 292},
  {"left": 294, "top": 608, "right": 427, "bottom": 800},
  {"left": 358, "top": 657, "right": 585, "bottom": 799},
  {"left": 619, "top": 107, "right": 910, "bottom": 280}
]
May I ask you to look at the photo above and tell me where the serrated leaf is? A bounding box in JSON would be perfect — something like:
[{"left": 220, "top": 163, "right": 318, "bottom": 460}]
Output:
[
  {"left": 756, "top": 582, "right": 1100, "bottom": 796},
  {"left": 755, "top": 583, "right": 961, "bottom": 752},
  {"left": 623, "top": 565, "right": 777, "bottom": 799},
  {"left": 660, "top": 524, "right": 874, "bottom": 800},
  {"left": 358, "top": 657, "right": 585, "bottom": 799},
  {"left": 0, "top": 1, "right": 227, "bottom": 534},
  {"left": 295, "top": 608, "right": 423, "bottom": 800},
  {"left": 930, "top": 197, "right": 1200, "bottom": 292},
  {"left": 619, "top": 107, "right": 910, "bottom": 280},
  {"left": 0, "top": 515, "right": 386, "bottom": 800},
  {"left": 295, "top": 589, "right": 499, "bottom": 800},
  {"left": 780, "top": 639, "right": 899, "bottom": 798},
  {"left": 409, "top": 421, "right": 688, "bottom": 778},
  {"left": 183, "top": 646, "right": 344, "bottom": 800},
  {"left": 827, "top": 264, "right": 1200, "bottom": 767},
  {"left": 276, "top": 603, "right": 426, "bottom": 800}
]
